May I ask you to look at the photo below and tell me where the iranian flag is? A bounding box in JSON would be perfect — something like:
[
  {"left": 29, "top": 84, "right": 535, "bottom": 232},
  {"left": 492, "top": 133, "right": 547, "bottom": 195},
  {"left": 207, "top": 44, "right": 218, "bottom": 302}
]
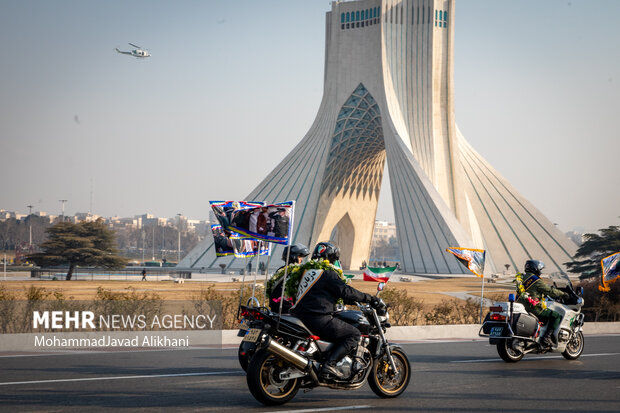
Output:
[{"left": 363, "top": 266, "right": 397, "bottom": 282}]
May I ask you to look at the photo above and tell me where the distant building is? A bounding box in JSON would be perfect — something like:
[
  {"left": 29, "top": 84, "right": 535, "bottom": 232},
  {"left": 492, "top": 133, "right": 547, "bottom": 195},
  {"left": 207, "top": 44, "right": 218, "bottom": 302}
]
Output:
[
  {"left": 175, "top": 215, "right": 187, "bottom": 230},
  {"left": 108, "top": 216, "right": 139, "bottom": 229},
  {"left": 74, "top": 212, "right": 101, "bottom": 222},
  {"left": 1, "top": 207, "right": 213, "bottom": 240},
  {"left": 188, "top": 220, "right": 211, "bottom": 240},
  {"left": 372, "top": 221, "right": 396, "bottom": 246},
  {"left": 0, "top": 209, "right": 13, "bottom": 221},
  {"left": 136, "top": 214, "right": 167, "bottom": 228}
]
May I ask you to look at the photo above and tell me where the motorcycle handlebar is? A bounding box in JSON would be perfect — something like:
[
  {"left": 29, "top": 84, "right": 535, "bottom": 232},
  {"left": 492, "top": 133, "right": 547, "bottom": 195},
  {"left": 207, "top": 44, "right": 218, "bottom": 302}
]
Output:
[{"left": 355, "top": 299, "right": 387, "bottom": 310}]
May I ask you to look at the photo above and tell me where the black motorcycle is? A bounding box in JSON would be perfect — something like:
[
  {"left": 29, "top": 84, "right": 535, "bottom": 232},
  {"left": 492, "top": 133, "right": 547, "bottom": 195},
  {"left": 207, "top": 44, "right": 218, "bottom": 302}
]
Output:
[
  {"left": 243, "top": 285, "right": 410, "bottom": 406},
  {"left": 237, "top": 296, "right": 268, "bottom": 372},
  {"left": 237, "top": 297, "right": 296, "bottom": 371},
  {"left": 237, "top": 304, "right": 275, "bottom": 371}
]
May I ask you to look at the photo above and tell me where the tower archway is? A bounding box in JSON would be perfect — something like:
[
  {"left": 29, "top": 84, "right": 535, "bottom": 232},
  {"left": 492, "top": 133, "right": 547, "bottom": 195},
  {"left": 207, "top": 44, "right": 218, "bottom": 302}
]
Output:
[
  {"left": 311, "top": 83, "right": 385, "bottom": 270},
  {"left": 329, "top": 212, "right": 355, "bottom": 269}
]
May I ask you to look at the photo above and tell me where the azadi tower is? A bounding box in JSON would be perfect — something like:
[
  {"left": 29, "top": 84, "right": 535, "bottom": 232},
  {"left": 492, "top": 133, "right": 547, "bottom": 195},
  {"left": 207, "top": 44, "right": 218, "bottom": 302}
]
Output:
[{"left": 181, "top": 0, "right": 576, "bottom": 275}]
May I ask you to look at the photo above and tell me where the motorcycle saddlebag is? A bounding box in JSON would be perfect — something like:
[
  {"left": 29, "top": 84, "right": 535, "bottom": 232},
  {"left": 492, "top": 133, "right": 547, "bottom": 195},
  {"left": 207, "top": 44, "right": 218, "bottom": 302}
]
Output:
[{"left": 511, "top": 313, "right": 539, "bottom": 337}]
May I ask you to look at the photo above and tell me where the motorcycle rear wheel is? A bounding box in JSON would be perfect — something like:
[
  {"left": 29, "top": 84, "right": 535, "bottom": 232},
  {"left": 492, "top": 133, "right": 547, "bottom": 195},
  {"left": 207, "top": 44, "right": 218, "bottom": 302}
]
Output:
[
  {"left": 497, "top": 339, "right": 524, "bottom": 362},
  {"left": 238, "top": 342, "right": 255, "bottom": 372},
  {"left": 562, "top": 331, "right": 584, "bottom": 360},
  {"left": 246, "top": 349, "right": 300, "bottom": 406},
  {"left": 368, "top": 348, "right": 411, "bottom": 398}
]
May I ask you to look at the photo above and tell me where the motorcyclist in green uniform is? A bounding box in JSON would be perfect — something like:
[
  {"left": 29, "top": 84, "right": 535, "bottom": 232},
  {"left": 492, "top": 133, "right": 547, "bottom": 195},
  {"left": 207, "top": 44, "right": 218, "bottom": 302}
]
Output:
[{"left": 515, "top": 260, "right": 569, "bottom": 347}]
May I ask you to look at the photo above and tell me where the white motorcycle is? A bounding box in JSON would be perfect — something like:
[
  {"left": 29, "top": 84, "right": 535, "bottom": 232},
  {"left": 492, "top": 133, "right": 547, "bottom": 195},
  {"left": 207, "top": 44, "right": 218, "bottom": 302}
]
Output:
[{"left": 480, "top": 276, "right": 585, "bottom": 362}]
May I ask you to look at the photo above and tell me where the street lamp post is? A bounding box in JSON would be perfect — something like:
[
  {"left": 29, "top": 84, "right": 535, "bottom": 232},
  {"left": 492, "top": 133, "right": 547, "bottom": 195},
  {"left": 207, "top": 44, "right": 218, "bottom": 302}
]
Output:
[
  {"left": 176, "top": 214, "right": 182, "bottom": 265},
  {"left": 141, "top": 230, "right": 146, "bottom": 265},
  {"left": 59, "top": 200, "right": 67, "bottom": 221},
  {"left": 26, "top": 204, "right": 33, "bottom": 245}
]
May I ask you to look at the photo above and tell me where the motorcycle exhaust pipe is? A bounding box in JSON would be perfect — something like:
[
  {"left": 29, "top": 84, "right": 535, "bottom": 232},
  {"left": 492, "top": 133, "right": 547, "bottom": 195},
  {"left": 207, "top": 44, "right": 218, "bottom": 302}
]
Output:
[{"left": 261, "top": 335, "right": 310, "bottom": 371}]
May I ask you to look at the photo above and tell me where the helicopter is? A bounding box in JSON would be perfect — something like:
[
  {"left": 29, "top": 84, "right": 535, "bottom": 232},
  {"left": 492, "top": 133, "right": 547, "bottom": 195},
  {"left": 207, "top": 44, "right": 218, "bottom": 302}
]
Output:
[{"left": 115, "top": 43, "right": 151, "bottom": 58}]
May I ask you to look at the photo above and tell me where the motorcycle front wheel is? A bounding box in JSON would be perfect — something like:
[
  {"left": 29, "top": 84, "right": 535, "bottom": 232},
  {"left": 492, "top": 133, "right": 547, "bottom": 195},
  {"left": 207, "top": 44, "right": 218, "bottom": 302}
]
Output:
[
  {"left": 368, "top": 348, "right": 411, "bottom": 398},
  {"left": 246, "top": 348, "right": 300, "bottom": 406},
  {"left": 497, "top": 339, "right": 524, "bottom": 362},
  {"left": 562, "top": 331, "right": 584, "bottom": 360}
]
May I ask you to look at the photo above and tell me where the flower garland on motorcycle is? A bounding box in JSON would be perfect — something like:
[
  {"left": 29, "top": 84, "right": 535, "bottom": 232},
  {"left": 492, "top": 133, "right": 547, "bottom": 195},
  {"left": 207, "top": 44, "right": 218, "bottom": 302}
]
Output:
[
  {"left": 515, "top": 273, "right": 547, "bottom": 310},
  {"left": 266, "top": 259, "right": 346, "bottom": 303}
]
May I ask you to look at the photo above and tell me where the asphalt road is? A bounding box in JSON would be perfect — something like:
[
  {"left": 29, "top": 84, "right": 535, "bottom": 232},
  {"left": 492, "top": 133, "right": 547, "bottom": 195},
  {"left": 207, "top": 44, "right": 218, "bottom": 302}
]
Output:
[{"left": 1, "top": 336, "right": 619, "bottom": 412}]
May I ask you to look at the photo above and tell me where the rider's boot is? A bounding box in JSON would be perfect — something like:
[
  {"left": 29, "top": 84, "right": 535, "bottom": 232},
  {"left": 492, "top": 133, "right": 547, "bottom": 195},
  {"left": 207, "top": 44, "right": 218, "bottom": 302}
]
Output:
[
  {"left": 542, "top": 328, "right": 557, "bottom": 347},
  {"left": 320, "top": 343, "right": 349, "bottom": 380}
]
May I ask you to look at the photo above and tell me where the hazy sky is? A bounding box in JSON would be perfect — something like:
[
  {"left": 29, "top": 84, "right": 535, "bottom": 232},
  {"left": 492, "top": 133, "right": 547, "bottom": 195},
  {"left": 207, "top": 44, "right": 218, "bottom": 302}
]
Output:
[{"left": 1, "top": 0, "right": 618, "bottom": 233}]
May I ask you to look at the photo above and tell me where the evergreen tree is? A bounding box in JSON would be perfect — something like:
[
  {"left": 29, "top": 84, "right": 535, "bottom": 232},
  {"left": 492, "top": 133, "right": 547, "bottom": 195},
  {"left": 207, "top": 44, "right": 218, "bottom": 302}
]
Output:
[
  {"left": 28, "top": 219, "right": 127, "bottom": 280},
  {"left": 566, "top": 226, "right": 620, "bottom": 280}
]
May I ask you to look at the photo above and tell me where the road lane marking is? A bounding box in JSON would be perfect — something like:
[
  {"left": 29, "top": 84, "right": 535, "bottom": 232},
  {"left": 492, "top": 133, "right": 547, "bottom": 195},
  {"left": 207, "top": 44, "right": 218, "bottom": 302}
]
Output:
[
  {"left": 394, "top": 339, "right": 487, "bottom": 343},
  {"left": 274, "top": 406, "right": 371, "bottom": 413},
  {"left": 0, "top": 370, "right": 243, "bottom": 386},
  {"left": 450, "top": 352, "right": 620, "bottom": 363}
]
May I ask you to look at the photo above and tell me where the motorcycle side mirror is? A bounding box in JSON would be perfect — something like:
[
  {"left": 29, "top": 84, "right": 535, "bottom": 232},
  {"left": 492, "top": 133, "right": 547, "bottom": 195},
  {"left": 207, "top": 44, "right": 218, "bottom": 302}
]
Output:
[
  {"left": 377, "top": 282, "right": 385, "bottom": 293},
  {"left": 576, "top": 286, "right": 584, "bottom": 297},
  {"left": 508, "top": 293, "right": 515, "bottom": 303}
]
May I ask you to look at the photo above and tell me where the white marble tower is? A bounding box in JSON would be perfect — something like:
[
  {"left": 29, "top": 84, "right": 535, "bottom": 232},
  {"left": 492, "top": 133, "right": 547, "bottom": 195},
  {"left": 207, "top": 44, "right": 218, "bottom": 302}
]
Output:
[{"left": 181, "top": 0, "right": 577, "bottom": 274}]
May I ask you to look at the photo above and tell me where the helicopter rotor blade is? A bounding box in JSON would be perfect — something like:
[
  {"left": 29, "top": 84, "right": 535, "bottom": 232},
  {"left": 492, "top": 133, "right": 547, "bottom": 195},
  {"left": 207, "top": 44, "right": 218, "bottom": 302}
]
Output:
[{"left": 128, "top": 43, "right": 141, "bottom": 49}]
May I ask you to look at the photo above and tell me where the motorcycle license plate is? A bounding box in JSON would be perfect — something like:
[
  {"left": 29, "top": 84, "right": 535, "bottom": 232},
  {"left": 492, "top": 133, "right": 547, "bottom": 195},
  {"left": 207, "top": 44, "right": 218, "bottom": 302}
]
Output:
[
  {"left": 242, "top": 328, "right": 262, "bottom": 343},
  {"left": 238, "top": 320, "right": 250, "bottom": 331},
  {"left": 490, "top": 326, "right": 504, "bottom": 337}
]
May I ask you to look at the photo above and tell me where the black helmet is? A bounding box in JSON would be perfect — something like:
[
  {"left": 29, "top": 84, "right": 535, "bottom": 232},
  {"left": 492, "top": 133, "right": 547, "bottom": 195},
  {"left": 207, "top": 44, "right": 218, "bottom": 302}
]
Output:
[
  {"left": 281, "top": 243, "right": 309, "bottom": 264},
  {"left": 524, "top": 260, "right": 545, "bottom": 276},
  {"left": 311, "top": 241, "right": 340, "bottom": 264}
]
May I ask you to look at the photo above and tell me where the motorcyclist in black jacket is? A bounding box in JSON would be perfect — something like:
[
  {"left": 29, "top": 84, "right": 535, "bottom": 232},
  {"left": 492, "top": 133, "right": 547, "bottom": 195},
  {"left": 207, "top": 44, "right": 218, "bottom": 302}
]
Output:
[
  {"left": 290, "top": 241, "right": 380, "bottom": 379},
  {"left": 268, "top": 243, "right": 309, "bottom": 313}
]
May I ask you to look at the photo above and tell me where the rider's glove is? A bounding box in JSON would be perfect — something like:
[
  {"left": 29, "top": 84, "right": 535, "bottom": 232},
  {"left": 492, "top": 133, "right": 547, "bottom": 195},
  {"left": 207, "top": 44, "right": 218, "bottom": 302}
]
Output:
[
  {"left": 364, "top": 294, "right": 378, "bottom": 307},
  {"left": 370, "top": 297, "right": 384, "bottom": 309}
]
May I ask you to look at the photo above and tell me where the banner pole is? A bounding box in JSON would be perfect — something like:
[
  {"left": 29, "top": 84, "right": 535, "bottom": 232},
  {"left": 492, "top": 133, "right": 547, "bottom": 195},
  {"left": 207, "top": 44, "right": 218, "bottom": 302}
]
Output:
[
  {"left": 480, "top": 251, "right": 487, "bottom": 324},
  {"left": 276, "top": 242, "right": 292, "bottom": 331},
  {"left": 236, "top": 241, "right": 248, "bottom": 320},
  {"left": 480, "top": 273, "right": 485, "bottom": 324},
  {"left": 262, "top": 243, "right": 272, "bottom": 307},
  {"left": 251, "top": 241, "right": 260, "bottom": 302},
  {"left": 276, "top": 202, "right": 295, "bottom": 331}
]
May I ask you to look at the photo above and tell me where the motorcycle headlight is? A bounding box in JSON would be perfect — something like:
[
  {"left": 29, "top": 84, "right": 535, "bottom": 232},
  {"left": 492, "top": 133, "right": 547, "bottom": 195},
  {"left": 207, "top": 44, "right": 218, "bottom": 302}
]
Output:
[{"left": 376, "top": 305, "right": 388, "bottom": 316}]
